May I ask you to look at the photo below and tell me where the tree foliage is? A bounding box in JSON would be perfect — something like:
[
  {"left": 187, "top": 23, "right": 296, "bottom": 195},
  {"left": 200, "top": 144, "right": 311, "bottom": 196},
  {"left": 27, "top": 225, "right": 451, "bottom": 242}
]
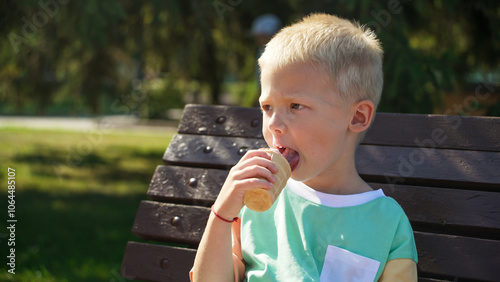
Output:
[{"left": 0, "top": 0, "right": 498, "bottom": 117}]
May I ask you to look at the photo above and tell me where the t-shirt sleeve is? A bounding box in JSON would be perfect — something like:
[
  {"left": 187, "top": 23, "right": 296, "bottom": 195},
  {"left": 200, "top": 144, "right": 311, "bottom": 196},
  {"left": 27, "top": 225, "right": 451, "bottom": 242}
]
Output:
[
  {"left": 388, "top": 213, "right": 418, "bottom": 263},
  {"left": 379, "top": 258, "right": 417, "bottom": 281}
]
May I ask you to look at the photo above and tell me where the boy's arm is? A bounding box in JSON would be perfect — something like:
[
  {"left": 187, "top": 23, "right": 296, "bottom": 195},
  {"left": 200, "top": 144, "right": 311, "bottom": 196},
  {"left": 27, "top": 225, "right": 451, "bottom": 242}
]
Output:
[
  {"left": 191, "top": 211, "right": 235, "bottom": 282},
  {"left": 379, "top": 258, "right": 417, "bottom": 281},
  {"left": 191, "top": 150, "right": 276, "bottom": 281},
  {"left": 231, "top": 219, "right": 246, "bottom": 281},
  {"left": 190, "top": 219, "right": 245, "bottom": 282}
]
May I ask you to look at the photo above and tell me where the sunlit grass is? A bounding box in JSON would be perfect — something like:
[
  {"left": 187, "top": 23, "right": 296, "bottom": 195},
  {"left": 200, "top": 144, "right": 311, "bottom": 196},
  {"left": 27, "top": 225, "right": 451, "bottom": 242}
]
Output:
[{"left": 0, "top": 126, "right": 175, "bottom": 281}]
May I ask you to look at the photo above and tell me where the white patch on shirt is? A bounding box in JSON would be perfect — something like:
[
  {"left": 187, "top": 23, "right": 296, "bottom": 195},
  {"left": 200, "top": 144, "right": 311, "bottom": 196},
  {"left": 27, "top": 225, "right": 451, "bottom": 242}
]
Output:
[{"left": 320, "top": 245, "right": 380, "bottom": 282}]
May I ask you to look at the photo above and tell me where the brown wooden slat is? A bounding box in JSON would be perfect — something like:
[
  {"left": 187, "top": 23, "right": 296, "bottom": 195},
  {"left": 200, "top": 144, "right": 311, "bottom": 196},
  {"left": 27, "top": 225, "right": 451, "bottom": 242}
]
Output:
[
  {"left": 132, "top": 201, "right": 209, "bottom": 244},
  {"left": 178, "top": 104, "right": 263, "bottom": 138},
  {"left": 163, "top": 134, "right": 267, "bottom": 168},
  {"left": 379, "top": 183, "right": 500, "bottom": 233},
  {"left": 365, "top": 113, "right": 500, "bottom": 152},
  {"left": 148, "top": 165, "right": 228, "bottom": 204},
  {"left": 415, "top": 231, "right": 500, "bottom": 281},
  {"left": 121, "top": 241, "right": 195, "bottom": 282},
  {"left": 357, "top": 145, "right": 500, "bottom": 190},
  {"left": 177, "top": 104, "right": 500, "bottom": 152}
]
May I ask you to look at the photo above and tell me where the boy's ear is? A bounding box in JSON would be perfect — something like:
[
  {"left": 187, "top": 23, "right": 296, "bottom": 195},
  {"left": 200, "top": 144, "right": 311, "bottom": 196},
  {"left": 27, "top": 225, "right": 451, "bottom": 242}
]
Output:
[{"left": 349, "top": 100, "right": 375, "bottom": 133}]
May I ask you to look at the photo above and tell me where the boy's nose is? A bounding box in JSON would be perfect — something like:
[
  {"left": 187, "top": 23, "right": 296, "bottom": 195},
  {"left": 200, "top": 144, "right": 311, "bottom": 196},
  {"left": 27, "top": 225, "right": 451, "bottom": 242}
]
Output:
[{"left": 267, "top": 112, "right": 286, "bottom": 134}]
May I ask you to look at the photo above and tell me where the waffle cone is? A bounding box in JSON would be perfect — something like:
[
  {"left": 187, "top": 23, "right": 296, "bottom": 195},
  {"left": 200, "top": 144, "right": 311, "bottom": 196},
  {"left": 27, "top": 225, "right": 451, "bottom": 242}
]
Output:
[{"left": 244, "top": 148, "right": 291, "bottom": 212}]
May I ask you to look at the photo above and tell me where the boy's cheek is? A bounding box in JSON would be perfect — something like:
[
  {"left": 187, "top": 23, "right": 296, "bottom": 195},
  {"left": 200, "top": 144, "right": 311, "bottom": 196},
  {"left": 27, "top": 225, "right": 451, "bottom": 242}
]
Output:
[{"left": 262, "top": 128, "right": 273, "bottom": 145}]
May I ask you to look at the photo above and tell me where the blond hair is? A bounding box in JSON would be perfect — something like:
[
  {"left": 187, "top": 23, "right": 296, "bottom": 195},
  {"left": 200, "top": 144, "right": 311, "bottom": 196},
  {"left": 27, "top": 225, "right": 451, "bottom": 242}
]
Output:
[{"left": 258, "top": 13, "right": 383, "bottom": 109}]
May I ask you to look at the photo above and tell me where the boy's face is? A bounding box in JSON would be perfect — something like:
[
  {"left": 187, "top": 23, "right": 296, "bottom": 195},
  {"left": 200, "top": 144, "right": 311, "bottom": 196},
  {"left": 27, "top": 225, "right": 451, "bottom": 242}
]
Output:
[{"left": 259, "top": 62, "right": 357, "bottom": 188}]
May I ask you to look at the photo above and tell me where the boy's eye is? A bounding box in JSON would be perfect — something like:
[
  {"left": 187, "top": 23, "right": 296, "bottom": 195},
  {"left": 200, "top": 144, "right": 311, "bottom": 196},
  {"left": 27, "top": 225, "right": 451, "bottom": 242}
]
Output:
[
  {"left": 261, "top": 105, "right": 272, "bottom": 112},
  {"left": 291, "top": 103, "right": 303, "bottom": 110}
]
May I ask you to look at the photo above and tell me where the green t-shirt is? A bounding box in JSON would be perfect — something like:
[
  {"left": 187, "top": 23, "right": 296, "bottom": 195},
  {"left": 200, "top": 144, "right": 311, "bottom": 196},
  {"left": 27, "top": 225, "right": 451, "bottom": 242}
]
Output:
[{"left": 240, "top": 179, "right": 418, "bottom": 281}]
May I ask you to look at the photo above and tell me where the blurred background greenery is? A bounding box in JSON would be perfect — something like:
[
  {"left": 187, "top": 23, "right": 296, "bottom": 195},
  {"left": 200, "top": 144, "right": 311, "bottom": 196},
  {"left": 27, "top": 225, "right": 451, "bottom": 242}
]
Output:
[
  {"left": 1, "top": 0, "right": 499, "bottom": 117},
  {"left": 1, "top": 0, "right": 500, "bottom": 281}
]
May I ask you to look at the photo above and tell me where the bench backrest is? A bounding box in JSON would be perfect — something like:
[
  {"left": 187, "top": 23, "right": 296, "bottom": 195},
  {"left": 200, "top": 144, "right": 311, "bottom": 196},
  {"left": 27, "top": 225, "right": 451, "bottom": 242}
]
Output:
[{"left": 121, "top": 104, "right": 500, "bottom": 282}]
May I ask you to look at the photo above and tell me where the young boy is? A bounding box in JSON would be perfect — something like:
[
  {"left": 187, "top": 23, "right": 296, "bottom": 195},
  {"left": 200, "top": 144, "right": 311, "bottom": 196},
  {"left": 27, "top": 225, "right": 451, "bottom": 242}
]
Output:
[{"left": 191, "top": 13, "right": 418, "bottom": 281}]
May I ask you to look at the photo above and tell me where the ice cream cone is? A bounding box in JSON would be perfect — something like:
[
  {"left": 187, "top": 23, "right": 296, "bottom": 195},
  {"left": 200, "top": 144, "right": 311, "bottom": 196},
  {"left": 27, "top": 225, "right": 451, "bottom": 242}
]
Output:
[{"left": 244, "top": 148, "right": 291, "bottom": 212}]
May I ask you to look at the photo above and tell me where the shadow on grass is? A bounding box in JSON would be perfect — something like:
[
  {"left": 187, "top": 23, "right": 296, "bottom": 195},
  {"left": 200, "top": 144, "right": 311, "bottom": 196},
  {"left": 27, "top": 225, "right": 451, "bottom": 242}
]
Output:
[
  {"left": 13, "top": 148, "right": 162, "bottom": 185},
  {"left": 130, "top": 149, "right": 167, "bottom": 160},
  {"left": 0, "top": 189, "right": 148, "bottom": 281},
  {"left": 95, "top": 167, "right": 158, "bottom": 186},
  {"left": 13, "top": 146, "right": 110, "bottom": 165}
]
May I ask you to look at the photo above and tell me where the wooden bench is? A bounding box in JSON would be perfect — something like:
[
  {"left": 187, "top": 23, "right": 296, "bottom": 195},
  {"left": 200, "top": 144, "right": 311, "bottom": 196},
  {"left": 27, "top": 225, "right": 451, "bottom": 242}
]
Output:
[{"left": 121, "top": 104, "right": 500, "bottom": 282}]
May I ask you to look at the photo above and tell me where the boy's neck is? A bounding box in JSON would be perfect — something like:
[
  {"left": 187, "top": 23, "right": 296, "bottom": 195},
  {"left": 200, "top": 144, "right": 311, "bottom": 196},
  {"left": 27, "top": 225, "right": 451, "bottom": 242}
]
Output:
[{"left": 303, "top": 158, "right": 372, "bottom": 195}]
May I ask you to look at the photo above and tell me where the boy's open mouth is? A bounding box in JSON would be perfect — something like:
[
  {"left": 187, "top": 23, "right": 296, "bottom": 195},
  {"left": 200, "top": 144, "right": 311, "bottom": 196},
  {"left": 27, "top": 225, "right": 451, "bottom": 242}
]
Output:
[{"left": 277, "top": 146, "right": 299, "bottom": 171}]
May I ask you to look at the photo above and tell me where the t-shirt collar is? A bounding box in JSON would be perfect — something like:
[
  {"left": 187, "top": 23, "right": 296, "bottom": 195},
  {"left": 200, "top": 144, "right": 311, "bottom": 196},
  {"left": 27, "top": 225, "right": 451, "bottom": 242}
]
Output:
[{"left": 286, "top": 179, "right": 386, "bottom": 208}]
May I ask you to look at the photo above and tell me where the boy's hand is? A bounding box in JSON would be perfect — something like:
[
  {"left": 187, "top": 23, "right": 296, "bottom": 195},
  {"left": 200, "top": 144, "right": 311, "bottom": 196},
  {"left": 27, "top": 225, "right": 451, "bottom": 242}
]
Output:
[{"left": 213, "top": 149, "right": 278, "bottom": 220}]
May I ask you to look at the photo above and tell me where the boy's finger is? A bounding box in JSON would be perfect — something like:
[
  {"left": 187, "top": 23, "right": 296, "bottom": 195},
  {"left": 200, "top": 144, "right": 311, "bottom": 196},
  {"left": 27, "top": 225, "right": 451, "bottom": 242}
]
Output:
[
  {"left": 240, "top": 149, "right": 272, "bottom": 161},
  {"left": 238, "top": 178, "right": 274, "bottom": 191},
  {"left": 239, "top": 153, "right": 278, "bottom": 174},
  {"left": 236, "top": 165, "right": 277, "bottom": 184}
]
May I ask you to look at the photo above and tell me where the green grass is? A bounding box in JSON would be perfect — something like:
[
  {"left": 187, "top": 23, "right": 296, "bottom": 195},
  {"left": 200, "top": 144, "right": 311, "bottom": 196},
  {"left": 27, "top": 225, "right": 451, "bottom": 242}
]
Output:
[{"left": 0, "top": 127, "right": 175, "bottom": 281}]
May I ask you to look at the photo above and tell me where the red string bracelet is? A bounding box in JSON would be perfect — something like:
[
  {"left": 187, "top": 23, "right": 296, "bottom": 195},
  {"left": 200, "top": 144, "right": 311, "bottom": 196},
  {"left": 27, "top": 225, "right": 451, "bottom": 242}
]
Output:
[{"left": 211, "top": 205, "right": 239, "bottom": 223}]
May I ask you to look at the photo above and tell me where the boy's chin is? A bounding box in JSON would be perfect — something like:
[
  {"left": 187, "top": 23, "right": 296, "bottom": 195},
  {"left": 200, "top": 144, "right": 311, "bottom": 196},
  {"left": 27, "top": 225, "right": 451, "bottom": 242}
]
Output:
[{"left": 290, "top": 169, "right": 308, "bottom": 182}]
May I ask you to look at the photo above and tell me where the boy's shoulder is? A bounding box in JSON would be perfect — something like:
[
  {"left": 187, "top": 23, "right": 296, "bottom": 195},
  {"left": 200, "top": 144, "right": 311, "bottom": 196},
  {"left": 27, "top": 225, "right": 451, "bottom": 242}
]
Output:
[{"left": 375, "top": 194, "right": 407, "bottom": 213}]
